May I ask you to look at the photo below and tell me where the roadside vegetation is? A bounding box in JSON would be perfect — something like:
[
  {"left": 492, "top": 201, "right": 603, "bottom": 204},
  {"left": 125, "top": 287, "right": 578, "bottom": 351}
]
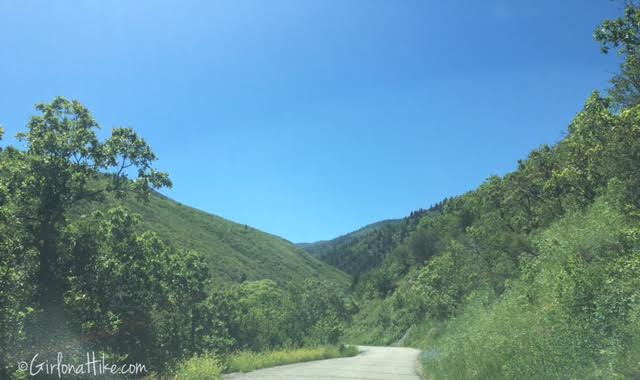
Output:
[
  {"left": 166, "top": 345, "right": 358, "bottom": 380},
  {"left": 225, "top": 345, "right": 359, "bottom": 373},
  {"left": 170, "top": 355, "right": 223, "bottom": 380}
]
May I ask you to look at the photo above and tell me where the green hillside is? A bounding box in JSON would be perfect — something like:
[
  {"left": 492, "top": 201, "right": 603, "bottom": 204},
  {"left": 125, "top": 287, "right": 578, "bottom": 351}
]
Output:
[
  {"left": 299, "top": 205, "right": 443, "bottom": 277},
  {"left": 80, "top": 191, "right": 350, "bottom": 287}
]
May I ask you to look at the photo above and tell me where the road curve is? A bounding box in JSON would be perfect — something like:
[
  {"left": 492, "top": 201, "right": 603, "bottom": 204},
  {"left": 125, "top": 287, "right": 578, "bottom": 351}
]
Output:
[{"left": 223, "top": 346, "right": 422, "bottom": 380}]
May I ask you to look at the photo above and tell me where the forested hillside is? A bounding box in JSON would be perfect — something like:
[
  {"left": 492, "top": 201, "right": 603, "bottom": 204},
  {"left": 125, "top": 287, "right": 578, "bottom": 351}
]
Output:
[
  {"left": 300, "top": 205, "right": 442, "bottom": 277},
  {"left": 341, "top": 5, "right": 640, "bottom": 379}
]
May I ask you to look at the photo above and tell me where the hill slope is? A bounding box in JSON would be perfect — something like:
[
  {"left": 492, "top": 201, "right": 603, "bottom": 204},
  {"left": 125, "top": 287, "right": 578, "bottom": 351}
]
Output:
[
  {"left": 78, "top": 191, "right": 350, "bottom": 287},
  {"left": 299, "top": 204, "right": 443, "bottom": 276}
]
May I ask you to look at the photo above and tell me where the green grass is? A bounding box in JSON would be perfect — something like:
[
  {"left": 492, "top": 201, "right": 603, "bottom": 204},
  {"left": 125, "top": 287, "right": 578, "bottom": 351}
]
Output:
[
  {"left": 224, "top": 345, "right": 359, "bottom": 373},
  {"left": 170, "top": 354, "right": 223, "bottom": 380},
  {"left": 74, "top": 190, "right": 349, "bottom": 287},
  {"left": 155, "top": 345, "right": 359, "bottom": 379}
]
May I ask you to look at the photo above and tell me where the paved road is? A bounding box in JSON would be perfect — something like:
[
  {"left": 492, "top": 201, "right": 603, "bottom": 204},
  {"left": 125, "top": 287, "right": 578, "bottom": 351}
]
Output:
[{"left": 223, "top": 346, "right": 422, "bottom": 380}]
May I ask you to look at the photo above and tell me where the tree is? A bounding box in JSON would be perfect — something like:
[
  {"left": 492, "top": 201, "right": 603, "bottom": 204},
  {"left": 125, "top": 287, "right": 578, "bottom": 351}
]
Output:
[
  {"left": 64, "top": 207, "right": 224, "bottom": 368},
  {"left": 295, "top": 279, "right": 353, "bottom": 345},
  {"left": 217, "top": 280, "right": 297, "bottom": 351},
  {"left": 595, "top": 1, "right": 640, "bottom": 108},
  {"left": 0, "top": 127, "right": 37, "bottom": 379},
  {"left": 3, "top": 97, "right": 171, "bottom": 314}
]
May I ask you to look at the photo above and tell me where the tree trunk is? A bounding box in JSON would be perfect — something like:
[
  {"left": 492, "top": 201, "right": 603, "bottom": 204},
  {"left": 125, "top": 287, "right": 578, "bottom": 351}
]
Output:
[
  {"left": 36, "top": 221, "right": 64, "bottom": 320},
  {"left": 0, "top": 360, "right": 7, "bottom": 380}
]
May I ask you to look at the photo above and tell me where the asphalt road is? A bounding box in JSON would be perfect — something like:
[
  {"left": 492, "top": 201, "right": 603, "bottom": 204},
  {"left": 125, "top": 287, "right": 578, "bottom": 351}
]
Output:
[{"left": 223, "top": 346, "right": 422, "bottom": 380}]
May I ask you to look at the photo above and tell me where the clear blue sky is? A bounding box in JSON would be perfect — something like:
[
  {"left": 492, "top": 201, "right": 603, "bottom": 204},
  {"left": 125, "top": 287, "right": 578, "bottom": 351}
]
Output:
[{"left": 0, "top": 1, "right": 623, "bottom": 243}]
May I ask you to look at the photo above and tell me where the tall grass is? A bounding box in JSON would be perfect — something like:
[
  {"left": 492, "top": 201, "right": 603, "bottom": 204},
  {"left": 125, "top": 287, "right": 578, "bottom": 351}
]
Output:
[
  {"left": 225, "top": 345, "right": 359, "bottom": 373},
  {"left": 171, "top": 354, "right": 222, "bottom": 380}
]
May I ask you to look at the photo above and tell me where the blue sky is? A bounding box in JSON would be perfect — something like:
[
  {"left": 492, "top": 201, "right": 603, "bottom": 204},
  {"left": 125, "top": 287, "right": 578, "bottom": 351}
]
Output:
[{"left": 0, "top": 1, "right": 623, "bottom": 242}]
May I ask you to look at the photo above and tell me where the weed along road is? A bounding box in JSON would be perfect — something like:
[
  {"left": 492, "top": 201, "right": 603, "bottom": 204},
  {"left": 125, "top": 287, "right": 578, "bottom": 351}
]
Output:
[{"left": 223, "top": 346, "right": 422, "bottom": 380}]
